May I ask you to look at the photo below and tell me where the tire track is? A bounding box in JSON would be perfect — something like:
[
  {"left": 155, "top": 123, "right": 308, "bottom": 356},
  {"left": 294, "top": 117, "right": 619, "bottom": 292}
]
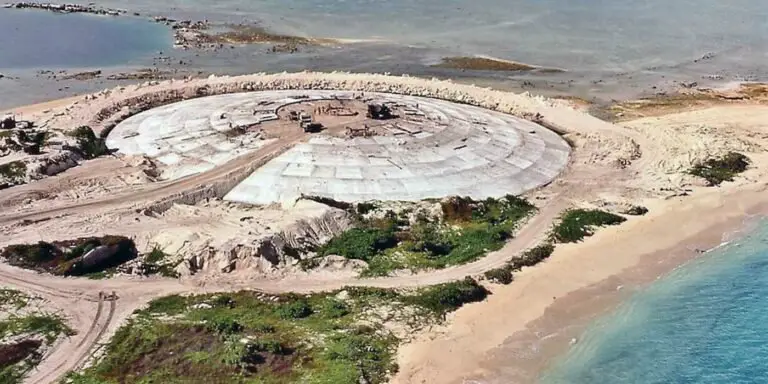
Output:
[
  {"left": 26, "top": 296, "right": 104, "bottom": 384},
  {"left": 72, "top": 296, "right": 116, "bottom": 372},
  {"left": 0, "top": 270, "right": 92, "bottom": 301}
]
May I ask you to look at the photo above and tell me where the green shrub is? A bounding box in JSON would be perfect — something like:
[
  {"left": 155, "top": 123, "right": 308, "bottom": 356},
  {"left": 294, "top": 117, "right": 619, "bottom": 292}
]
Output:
[
  {"left": 299, "top": 257, "right": 322, "bottom": 271},
  {"left": 550, "top": 209, "right": 626, "bottom": 243},
  {"left": 252, "top": 337, "right": 287, "bottom": 354},
  {"left": 323, "top": 326, "right": 397, "bottom": 384},
  {"left": 319, "top": 228, "right": 397, "bottom": 261},
  {"left": 206, "top": 317, "right": 244, "bottom": 336},
  {"left": 321, "top": 299, "right": 350, "bottom": 319},
  {"left": 484, "top": 268, "right": 514, "bottom": 284},
  {"left": 440, "top": 196, "right": 476, "bottom": 221},
  {"left": 405, "top": 277, "right": 489, "bottom": 316},
  {"left": 1, "top": 242, "right": 58, "bottom": 267},
  {"left": 212, "top": 295, "right": 235, "bottom": 308},
  {"left": 344, "top": 287, "right": 400, "bottom": 301},
  {"left": 277, "top": 298, "right": 313, "bottom": 319},
  {"left": 145, "top": 246, "right": 167, "bottom": 264},
  {"left": 67, "top": 126, "right": 108, "bottom": 159},
  {"left": 473, "top": 195, "right": 536, "bottom": 225},
  {"left": 356, "top": 202, "right": 379, "bottom": 215},
  {"left": 407, "top": 223, "right": 453, "bottom": 256},
  {"left": 508, "top": 243, "right": 556, "bottom": 271},
  {"left": 141, "top": 246, "right": 179, "bottom": 278},
  {"left": 689, "top": 152, "right": 750, "bottom": 186}
]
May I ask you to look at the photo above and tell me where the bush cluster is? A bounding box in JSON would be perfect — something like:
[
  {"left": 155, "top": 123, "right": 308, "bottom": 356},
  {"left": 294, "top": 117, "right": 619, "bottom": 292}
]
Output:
[
  {"left": 141, "top": 246, "right": 180, "bottom": 278},
  {"left": 277, "top": 298, "right": 313, "bottom": 319},
  {"left": 508, "top": 243, "right": 556, "bottom": 271},
  {"left": 483, "top": 243, "right": 556, "bottom": 285},
  {"left": 483, "top": 268, "right": 514, "bottom": 284},
  {"left": 689, "top": 152, "right": 750, "bottom": 186},
  {"left": 550, "top": 209, "right": 626, "bottom": 243},
  {"left": 67, "top": 126, "right": 109, "bottom": 159},
  {"left": 318, "top": 227, "right": 397, "bottom": 261},
  {"left": 405, "top": 277, "right": 489, "bottom": 316}
]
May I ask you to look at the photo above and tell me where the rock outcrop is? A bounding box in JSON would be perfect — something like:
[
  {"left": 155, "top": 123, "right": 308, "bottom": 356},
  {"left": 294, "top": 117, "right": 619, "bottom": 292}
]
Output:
[{"left": 176, "top": 204, "right": 353, "bottom": 276}]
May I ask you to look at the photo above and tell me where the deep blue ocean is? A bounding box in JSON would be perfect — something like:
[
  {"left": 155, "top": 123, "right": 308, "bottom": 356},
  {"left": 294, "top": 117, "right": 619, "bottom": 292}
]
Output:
[
  {"left": 541, "top": 220, "right": 768, "bottom": 384},
  {"left": 0, "top": 9, "right": 170, "bottom": 70}
]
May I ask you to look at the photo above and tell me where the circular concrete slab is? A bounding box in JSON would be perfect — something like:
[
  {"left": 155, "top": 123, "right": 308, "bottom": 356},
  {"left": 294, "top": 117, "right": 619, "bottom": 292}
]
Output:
[{"left": 107, "top": 90, "right": 571, "bottom": 203}]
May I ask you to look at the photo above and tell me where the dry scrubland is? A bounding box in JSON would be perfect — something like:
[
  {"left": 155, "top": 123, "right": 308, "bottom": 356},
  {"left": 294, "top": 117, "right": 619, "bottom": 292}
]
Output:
[{"left": 1, "top": 73, "right": 768, "bottom": 383}]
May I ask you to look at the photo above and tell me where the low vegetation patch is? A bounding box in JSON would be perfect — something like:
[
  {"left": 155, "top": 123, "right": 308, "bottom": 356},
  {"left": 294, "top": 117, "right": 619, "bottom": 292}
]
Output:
[
  {"left": 688, "top": 152, "right": 750, "bottom": 186},
  {"left": 482, "top": 243, "right": 556, "bottom": 285},
  {"left": 140, "top": 246, "right": 181, "bottom": 278},
  {"left": 316, "top": 195, "right": 536, "bottom": 276},
  {"left": 67, "top": 126, "right": 109, "bottom": 159},
  {"left": 67, "top": 279, "right": 488, "bottom": 384},
  {"left": 0, "top": 289, "right": 73, "bottom": 384},
  {"left": 0, "top": 161, "right": 27, "bottom": 189},
  {"left": 404, "top": 277, "right": 489, "bottom": 317},
  {"left": 0, "top": 236, "right": 138, "bottom": 276},
  {"left": 484, "top": 267, "right": 514, "bottom": 284},
  {"left": 550, "top": 209, "right": 626, "bottom": 243}
]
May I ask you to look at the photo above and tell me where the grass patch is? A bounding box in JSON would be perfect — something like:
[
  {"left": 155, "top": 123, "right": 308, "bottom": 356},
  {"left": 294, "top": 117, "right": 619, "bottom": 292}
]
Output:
[
  {"left": 688, "top": 152, "right": 750, "bottom": 186},
  {"left": 0, "top": 290, "right": 73, "bottom": 384},
  {"left": 69, "top": 279, "right": 488, "bottom": 383},
  {"left": 550, "top": 209, "right": 626, "bottom": 243},
  {"left": 0, "top": 339, "right": 43, "bottom": 384},
  {"left": 319, "top": 195, "right": 536, "bottom": 276}
]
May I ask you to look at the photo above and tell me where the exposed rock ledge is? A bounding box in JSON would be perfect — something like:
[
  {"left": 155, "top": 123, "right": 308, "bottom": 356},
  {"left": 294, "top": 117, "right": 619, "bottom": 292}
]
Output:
[{"left": 176, "top": 201, "right": 353, "bottom": 276}]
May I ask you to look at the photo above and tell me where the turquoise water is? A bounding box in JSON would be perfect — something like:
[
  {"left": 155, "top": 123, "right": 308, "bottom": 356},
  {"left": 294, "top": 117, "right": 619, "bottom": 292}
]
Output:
[
  {"left": 541, "top": 220, "right": 768, "bottom": 384},
  {"left": 0, "top": 9, "right": 170, "bottom": 70}
]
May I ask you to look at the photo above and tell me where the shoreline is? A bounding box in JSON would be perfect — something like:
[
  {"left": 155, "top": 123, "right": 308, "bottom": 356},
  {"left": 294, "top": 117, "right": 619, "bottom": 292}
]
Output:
[{"left": 391, "top": 182, "right": 768, "bottom": 384}]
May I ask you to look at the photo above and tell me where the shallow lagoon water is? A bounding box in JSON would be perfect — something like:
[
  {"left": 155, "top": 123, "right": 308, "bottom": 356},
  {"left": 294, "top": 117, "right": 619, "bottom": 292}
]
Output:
[
  {"left": 0, "top": 9, "right": 170, "bottom": 70},
  {"left": 98, "top": 0, "right": 768, "bottom": 76},
  {"left": 541, "top": 220, "right": 768, "bottom": 384}
]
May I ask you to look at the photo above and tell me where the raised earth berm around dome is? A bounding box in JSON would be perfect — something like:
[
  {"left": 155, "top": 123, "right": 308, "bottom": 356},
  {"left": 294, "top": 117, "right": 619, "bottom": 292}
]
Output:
[{"left": 106, "top": 90, "right": 571, "bottom": 204}]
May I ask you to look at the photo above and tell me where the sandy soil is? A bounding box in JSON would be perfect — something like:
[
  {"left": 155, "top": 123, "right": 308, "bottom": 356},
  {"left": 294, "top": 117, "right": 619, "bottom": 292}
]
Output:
[{"left": 1, "top": 73, "right": 767, "bottom": 383}]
